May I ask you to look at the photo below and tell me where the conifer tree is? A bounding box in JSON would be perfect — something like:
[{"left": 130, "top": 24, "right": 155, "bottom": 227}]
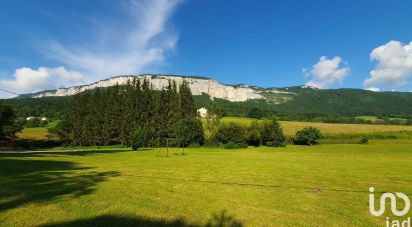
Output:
[
  {"left": 61, "top": 78, "right": 198, "bottom": 147},
  {"left": 179, "top": 80, "right": 196, "bottom": 118}
]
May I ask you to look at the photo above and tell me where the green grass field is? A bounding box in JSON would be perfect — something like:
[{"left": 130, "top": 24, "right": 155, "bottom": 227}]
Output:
[
  {"left": 16, "top": 128, "right": 49, "bottom": 140},
  {"left": 1, "top": 140, "right": 411, "bottom": 226},
  {"left": 221, "top": 117, "right": 412, "bottom": 136},
  {"left": 16, "top": 120, "right": 61, "bottom": 140}
]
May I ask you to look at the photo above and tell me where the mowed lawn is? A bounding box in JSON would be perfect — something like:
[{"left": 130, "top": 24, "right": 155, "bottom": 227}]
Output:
[
  {"left": 1, "top": 140, "right": 412, "bottom": 226},
  {"left": 221, "top": 117, "right": 412, "bottom": 136}
]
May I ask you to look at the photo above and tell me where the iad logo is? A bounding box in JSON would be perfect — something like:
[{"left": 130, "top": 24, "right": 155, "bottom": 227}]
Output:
[{"left": 369, "top": 187, "right": 411, "bottom": 227}]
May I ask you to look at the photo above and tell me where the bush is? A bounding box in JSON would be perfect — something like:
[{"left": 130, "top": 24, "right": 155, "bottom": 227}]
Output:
[
  {"left": 360, "top": 137, "right": 369, "bottom": 144},
  {"left": 203, "top": 138, "right": 220, "bottom": 147},
  {"left": 174, "top": 117, "right": 204, "bottom": 147},
  {"left": 215, "top": 123, "right": 246, "bottom": 145},
  {"left": 223, "top": 141, "right": 248, "bottom": 149},
  {"left": 294, "top": 127, "right": 322, "bottom": 145},
  {"left": 131, "top": 127, "right": 147, "bottom": 150},
  {"left": 260, "top": 119, "right": 286, "bottom": 147}
]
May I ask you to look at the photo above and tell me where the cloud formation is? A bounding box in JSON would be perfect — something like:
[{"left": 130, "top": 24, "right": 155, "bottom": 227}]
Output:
[
  {"left": 42, "top": 0, "right": 182, "bottom": 81},
  {"left": 0, "top": 67, "right": 83, "bottom": 94},
  {"left": 0, "top": 0, "right": 181, "bottom": 98},
  {"left": 304, "top": 56, "right": 350, "bottom": 89},
  {"left": 364, "top": 40, "right": 412, "bottom": 89}
]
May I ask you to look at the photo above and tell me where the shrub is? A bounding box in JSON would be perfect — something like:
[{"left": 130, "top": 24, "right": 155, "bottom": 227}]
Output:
[
  {"left": 223, "top": 141, "right": 248, "bottom": 149},
  {"left": 174, "top": 117, "right": 204, "bottom": 147},
  {"left": 294, "top": 127, "right": 322, "bottom": 145},
  {"left": 215, "top": 123, "right": 247, "bottom": 148},
  {"left": 203, "top": 138, "right": 220, "bottom": 147},
  {"left": 131, "top": 127, "right": 147, "bottom": 150},
  {"left": 360, "top": 137, "right": 369, "bottom": 144},
  {"left": 260, "top": 119, "right": 286, "bottom": 147}
]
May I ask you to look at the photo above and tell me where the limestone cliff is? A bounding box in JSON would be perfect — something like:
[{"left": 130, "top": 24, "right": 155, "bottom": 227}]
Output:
[{"left": 30, "top": 74, "right": 269, "bottom": 102}]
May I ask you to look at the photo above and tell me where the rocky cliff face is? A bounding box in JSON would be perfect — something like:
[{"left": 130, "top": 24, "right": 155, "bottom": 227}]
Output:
[{"left": 30, "top": 75, "right": 268, "bottom": 102}]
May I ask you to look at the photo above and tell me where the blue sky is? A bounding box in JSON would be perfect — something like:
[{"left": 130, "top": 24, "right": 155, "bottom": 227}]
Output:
[{"left": 1, "top": 0, "right": 412, "bottom": 97}]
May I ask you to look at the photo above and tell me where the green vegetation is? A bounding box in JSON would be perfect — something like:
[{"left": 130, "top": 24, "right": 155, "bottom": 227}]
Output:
[
  {"left": 59, "top": 79, "right": 196, "bottom": 147},
  {"left": 215, "top": 123, "right": 248, "bottom": 149},
  {"left": 25, "top": 118, "right": 48, "bottom": 128},
  {"left": 5, "top": 85, "right": 412, "bottom": 125},
  {"left": 293, "top": 127, "right": 322, "bottom": 145},
  {"left": 260, "top": 119, "right": 286, "bottom": 147},
  {"left": 219, "top": 117, "right": 412, "bottom": 136},
  {"left": 1, "top": 96, "right": 70, "bottom": 118},
  {"left": 247, "top": 107, "right": 263, "bottom": 119},
  {"left": 0, "top": 141, "right": 411, "bottom": 226},
  {"left": 16, "top": 128, "right": 49, "bottom": 140},
  {"left": 174, "top": 117, "right": 204, "bottom": 147},
  {"left": 131, "top": 127, "right": 147, "bottom": 150},
  {"left": 0, "top": 103, "right": 22, "bottom": 141}
]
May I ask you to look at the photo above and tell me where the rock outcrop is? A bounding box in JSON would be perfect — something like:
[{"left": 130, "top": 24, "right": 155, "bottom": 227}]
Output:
[{"left": 30, "top": 75, "right": 266, "bottom": 102}]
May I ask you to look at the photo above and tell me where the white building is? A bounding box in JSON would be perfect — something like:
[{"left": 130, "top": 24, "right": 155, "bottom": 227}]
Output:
[{"left": 197, "top": 107, "right": 208, "bottom": 118}]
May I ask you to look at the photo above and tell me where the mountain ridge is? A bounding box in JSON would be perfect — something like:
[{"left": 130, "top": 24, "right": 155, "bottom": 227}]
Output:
[{"left": 17, "top": 74, "right": 315, "bottom": 103}]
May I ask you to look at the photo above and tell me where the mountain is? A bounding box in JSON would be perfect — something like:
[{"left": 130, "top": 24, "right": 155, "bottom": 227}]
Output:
[
  {"left": 18, "top": 74, "right": 298, "bottom": 103},
  {"left": 4, "top": 74, "right": 412, "bottom": 119}
]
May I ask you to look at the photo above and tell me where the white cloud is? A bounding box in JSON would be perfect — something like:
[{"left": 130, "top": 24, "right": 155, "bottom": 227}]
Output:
[
  {"left": 304, "top": 56, "right": 350, "bottom": 89},
  {"left": 365, "top": 87, "right": 380, "bottom": 92},
  {"left": 364, "top": 40, "right": 412, "bottom": 89},
  {"left": 0, "top": 67, "right": 83, "bottom": 96},
  {"left": 42, "top": 0, "right": 182, "bottom": 81},
  {"left": 0, "top": 0, "right": 181, "bottom": 98}
]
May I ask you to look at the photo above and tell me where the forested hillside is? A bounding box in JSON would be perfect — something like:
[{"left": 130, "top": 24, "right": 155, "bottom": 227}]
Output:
[
  {"left": 275, "top": 88, "right": 412, "bottom": 118},
  {"left": 2, "top": 86, "right": 412, "bottom": 120}
]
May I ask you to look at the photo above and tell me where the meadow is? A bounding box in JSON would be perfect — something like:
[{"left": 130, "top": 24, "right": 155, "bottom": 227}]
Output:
[
  {"left": 1, "top": 140, "right": 411, "bottom": 226},
  {"left": 221, "top": 117, "right": 412, "bottom": 136},
  {"left": 16, "top": 128, "right": 49, "bottom": 140},
  {"left": 17, "top": 117, "right": 412, "bottom": 141}
]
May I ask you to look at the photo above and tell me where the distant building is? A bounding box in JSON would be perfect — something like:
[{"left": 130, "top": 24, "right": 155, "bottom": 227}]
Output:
[{"left": 197, "top": 107, "right": 208, "bottom": 118}]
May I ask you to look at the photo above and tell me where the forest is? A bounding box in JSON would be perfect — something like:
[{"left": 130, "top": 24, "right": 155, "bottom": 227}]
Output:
[
  {"left": 3, "top": 85, "right": 412, "bottom": 125},
  {"left": 52, "top": 79, "right": 197, "bottom": 146}
]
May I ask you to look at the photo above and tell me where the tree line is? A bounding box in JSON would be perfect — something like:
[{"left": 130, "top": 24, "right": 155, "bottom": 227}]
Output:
[{"left": 53, "top": 79, "right": 197, "bottom": 146}]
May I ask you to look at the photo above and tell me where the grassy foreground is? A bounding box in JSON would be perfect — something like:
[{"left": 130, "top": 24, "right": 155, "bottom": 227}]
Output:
[{"left": 1, "top": 140, "right": 411, "bottom": 226}]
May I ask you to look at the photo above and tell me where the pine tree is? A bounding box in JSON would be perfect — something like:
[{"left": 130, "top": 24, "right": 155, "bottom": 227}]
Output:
[
  {"left": 61, "top": 78, "right": 198, "bottom": 147},
  {"left": 179, "top": 80, "right": 196, "bottom": 118}
]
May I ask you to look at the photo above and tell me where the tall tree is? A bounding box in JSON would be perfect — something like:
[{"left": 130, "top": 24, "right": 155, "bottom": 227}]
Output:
[
  {"left": 0, "top": 103, "right": 22, "bottom": 140},
  {"left": 179, "top": 80, "right": 196, "bottom": 118},
  {"left": 60, "top": 78, "right": 197, "bottom": 147}
]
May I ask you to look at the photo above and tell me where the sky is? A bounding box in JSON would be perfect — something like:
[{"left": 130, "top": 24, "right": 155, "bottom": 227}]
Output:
[{"left": 1, "top": 0, "right": 412, "bottom": 98}]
